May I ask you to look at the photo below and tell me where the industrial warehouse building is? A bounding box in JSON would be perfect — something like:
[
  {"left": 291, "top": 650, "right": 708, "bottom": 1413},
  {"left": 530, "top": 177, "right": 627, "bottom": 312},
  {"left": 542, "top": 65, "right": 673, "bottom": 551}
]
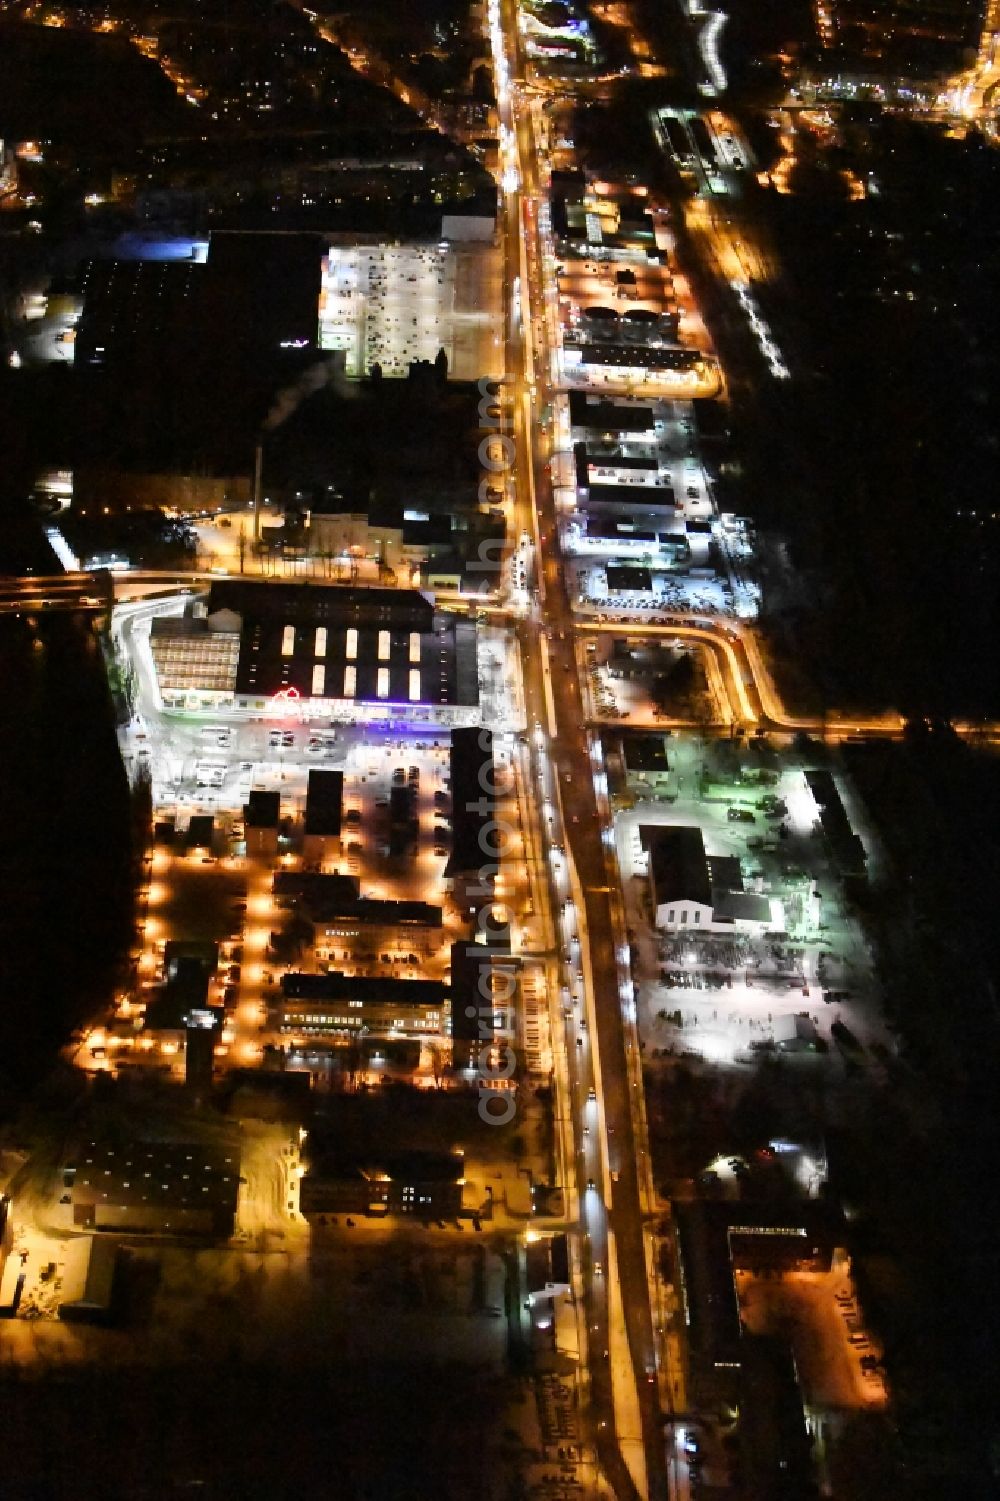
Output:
[
  {"left": 68, "top": 1138, "right": 239, "bottom": 1237},
  {"left": 640, "top": 825, "right": 777, "bottom": 932},
  {"left": 150, "top": 581, "right": 481, "bottom": 726}
]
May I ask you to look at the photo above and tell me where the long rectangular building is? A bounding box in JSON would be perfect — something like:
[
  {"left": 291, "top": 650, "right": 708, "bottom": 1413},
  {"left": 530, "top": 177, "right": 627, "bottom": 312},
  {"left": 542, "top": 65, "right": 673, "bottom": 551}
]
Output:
[
  {"left": 149, "top": 581, "right": 481, "bottom": 726},
  {"left": 278, "top": 972, "right": 448, "bottom": 1038}
]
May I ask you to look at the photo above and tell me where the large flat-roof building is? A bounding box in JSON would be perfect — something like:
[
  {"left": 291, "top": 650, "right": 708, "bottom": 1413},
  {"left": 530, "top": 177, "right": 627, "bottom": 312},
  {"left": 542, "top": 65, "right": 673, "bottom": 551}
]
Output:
[
  {"left": 318, "top": 237, "right": 501, "bottom": 380},
  {"left": 273, "top": 871, "right": 444, "bottom": 957},
  {"left": 446, "top": 727, "right": 497, "bottom": 915},
  {"left": 303, "top": 769, "right": 344, "bottom": 861},
  {"left": 298, "top": 1149, "right": 466, "bottom": 1219},
  {"left": 450, "top": 938, "right": 520, "bottom": 1071},
  {"left": 69, "top": 1138, "right": 239, "bottom": 1237},
  {"left": 149, "top": 582, "right": 482, "bottom": 726},
  {"left": 673, "top": 1197, "right": 840, "bottom": 1400},
  {"left": 640, "top": 825, "right": 776, "bottom": 932},
  {"left": 568, "top": 391, "right": 656, "bottom": 436},
  {"left": 278, "top": 972, "right": 448, "bottom": 1039}
]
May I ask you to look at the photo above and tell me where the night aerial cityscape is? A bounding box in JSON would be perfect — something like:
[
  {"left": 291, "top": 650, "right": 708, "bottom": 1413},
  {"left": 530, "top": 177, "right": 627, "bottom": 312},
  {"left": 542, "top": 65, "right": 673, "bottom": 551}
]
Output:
[{"left": 0, "top": 0, "right": 998, "bottom": 1496}]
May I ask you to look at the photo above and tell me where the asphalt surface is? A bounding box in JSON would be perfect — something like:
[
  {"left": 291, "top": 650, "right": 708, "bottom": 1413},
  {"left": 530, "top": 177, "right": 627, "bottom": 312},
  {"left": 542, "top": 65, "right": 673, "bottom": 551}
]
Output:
[{"left": 496, "top": 3, "right": 667, "bottom": 1494}]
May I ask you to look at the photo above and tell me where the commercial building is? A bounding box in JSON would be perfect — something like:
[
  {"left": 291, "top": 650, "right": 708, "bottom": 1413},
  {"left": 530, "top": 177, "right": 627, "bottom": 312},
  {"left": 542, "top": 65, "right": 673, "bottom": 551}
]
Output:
[
  {"left": 445, "top": 727, "right": 497, "bottom": 914},
  {"left": 149, "top": 582, "right": 482, "bottom": 727},
  {"left": 673, "top": 1197, "right": 840, "bottom": 1390},
  {"left": 278, "top": 972, "right": 448, "bottom": 1038},
  {"left": 68, "top": 1138, "right": 239, "bottom": 1236},
  {"left": 149, "top": 613, "right": 241, "bottom": 704},
  {"left": 298, "top": 1149, "right": 466, "bottom": 1219},
  {"left": 450, "top": 938, "right": 520, "bottom": 1070},
  {"left": 621, "top": 734, "right": 671, "bottom": 790},
  {"left": 245, "top": 789, "right": 281, "bottom": 857},
  {"left": 303, "top": 769, "right": 344, "bottom": 862},
  {"left": 737, "top": 1337, "right": 818, "bottom": 1500},
  {"left": 273, "top": 871, "right": 443, "bottom": 957},
  {"left": 640, "top": 825, "right": 775, "bottom": 932},
  {"left": 58, "top": 1239, "right": 119, "bottom": 1326},
  {"left": 581, "top": 482, "right": 676, "bottom": 518},
  {"left": 568, "top": 390, "right": 657, "bottom": 438},
  {"left": 317, "top": 235, "right": 501, "bottom": 380}
]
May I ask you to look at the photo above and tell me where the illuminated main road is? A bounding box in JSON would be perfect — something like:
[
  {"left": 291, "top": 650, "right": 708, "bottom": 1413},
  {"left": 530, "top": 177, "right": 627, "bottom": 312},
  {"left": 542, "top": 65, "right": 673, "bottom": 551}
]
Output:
[
  {"left": 0, "top": 573, "right": 108, "bottom": 614},
  {"left": 489, "top": 7, "right": 1000, "bottom": 1500},
  {"left": 492, "top": 2, "right": 669, "bottom": 1496}
]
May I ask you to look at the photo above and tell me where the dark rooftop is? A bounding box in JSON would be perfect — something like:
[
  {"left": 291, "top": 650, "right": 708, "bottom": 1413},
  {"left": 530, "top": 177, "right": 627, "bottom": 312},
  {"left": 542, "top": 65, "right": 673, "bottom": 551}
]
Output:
[
  {"left": 304, "top": 769, "right": 344, "bottom": 838},
  {"left": 568, "top": 390, "right": 654, "bottom": 431},
  {"left": 203, "top": 581, "right": 478, "bottom": 708},
  {"left": 584, "top": 482, "right": 675, "bottom": 511},
  {"left": 245, "top": 790, "right": 281, "bottom": 829},
  {"left": 640, "top": 825, "right": 712, "bottom": 909},
  {"left": 281, "top": 972, "right": 448, "bottom": 1007},
  {"left": 273, "top": 872, "right": 440, "bottom": 928},
  {"left": 606, "top": 565, "right": 653, "bottom": 592},
  {"left": 446, "top": 727, "right": 496, "bottom": 878},
  {"left": 622, "top": 734, "right": 670, "bottom": 774}
]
